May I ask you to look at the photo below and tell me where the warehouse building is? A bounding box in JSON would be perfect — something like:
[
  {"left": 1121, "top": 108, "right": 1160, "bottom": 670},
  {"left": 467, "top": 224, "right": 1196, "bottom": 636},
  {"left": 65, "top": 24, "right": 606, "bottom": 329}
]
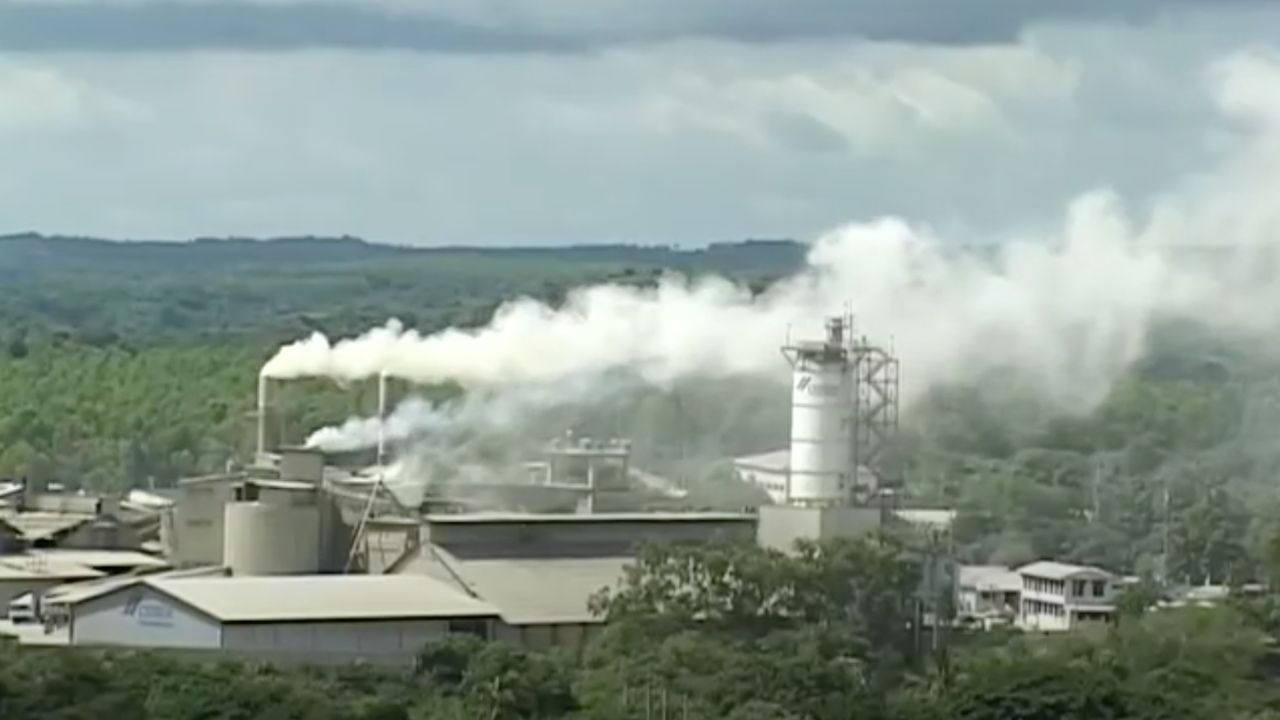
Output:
[
  {"left": 0, "top": 557, "right": 105, "bottom": 615},
  {"left": 391, "top": 512, "right": 754, "bottom": 651},
  {"left": 63, "top": 574, "right": 499, "bottom": 666}
]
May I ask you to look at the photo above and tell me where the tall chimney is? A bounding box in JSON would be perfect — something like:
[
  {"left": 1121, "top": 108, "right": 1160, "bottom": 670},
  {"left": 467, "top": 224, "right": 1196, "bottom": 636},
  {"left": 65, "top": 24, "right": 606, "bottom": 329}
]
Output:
[
  {"left": 256, "top": 375, "right": 269, "bottom": 458},
  {"left": 376, "top": 371, "right": 388, "bottom": 467}
]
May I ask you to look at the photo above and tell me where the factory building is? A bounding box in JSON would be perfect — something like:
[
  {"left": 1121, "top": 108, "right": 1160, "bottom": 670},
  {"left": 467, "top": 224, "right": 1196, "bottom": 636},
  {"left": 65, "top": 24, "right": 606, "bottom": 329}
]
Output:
[
  {"left": 0, "top": 484, "right": 163, "bottom": 552},
  {"left": 0, "top": 314, "right": 1026, "bottom": 664},
  {"left": 169, "top": 448, "right": 352, "bottom": 574},
  {"left": 61, "top": 574, "right": 498, "bottom": 666},
  {"left": 395, "top": 511, "right": 756, "bottom": 652},
  {"left": 0, "top": 557, "right": 105, "bottom": 616}
]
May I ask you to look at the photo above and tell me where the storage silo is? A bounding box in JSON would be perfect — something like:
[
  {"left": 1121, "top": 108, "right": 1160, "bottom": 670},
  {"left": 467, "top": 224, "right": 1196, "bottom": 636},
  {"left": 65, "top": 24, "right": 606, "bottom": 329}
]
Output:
[
  {"left": 223, "top": 501, "right": 321, "bottom": 576},
  {"left": 782, "top": 316, "right": 854, "bottom": 505}
]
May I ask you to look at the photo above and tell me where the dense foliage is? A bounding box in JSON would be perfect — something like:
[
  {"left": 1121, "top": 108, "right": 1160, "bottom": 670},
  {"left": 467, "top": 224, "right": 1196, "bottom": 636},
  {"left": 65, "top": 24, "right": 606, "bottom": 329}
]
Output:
[
  {"left": 0, "top": 236, "right": 800, "bottom": 489},
  {"left": 899, "top": 322, "right": 1280, "bottom": 586},
  {"left": 3, "top": 537, "right": 1279, "bottom": 719}
]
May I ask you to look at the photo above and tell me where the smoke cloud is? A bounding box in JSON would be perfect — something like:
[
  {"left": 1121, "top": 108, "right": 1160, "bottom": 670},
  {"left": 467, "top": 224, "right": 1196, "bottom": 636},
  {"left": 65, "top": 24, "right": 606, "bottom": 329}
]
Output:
[{"left": 270, "top": 51, "right": 1280, "bottom": 423}]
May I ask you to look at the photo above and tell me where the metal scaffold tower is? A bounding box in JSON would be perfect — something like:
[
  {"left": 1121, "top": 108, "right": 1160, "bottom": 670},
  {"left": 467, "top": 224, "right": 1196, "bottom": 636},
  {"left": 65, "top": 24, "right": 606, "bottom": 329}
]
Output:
[{"left": 851, "top": 335, "right": 900, "bottom": 494}]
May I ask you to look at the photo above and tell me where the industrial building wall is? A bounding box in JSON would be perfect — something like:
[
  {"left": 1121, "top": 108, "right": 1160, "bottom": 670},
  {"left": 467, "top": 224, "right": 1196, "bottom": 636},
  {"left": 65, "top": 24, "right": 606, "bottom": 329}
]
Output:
[
  {"left": 223, "top": 503, "right": 321, "bottom": 575},
  {"left": 734, "top": 468, "right": 788, "bottom": 504},
  {"left": 222, "top": 619, "right": 461, "bottom": 665},
  {"left": 174, "top": 480, "right": 237, "bottom": 567},
  {"left": 0, "top": 579, "right": 66, "bottom": 615},
  {"left": 494, "top": 622, "right": 601, "bottom": 654},
  {"left": 756, "top": 505, "right": 824, "bottom": 552},
  {"left": 59, "top": 520, "right": 138, "bottom": 550},
  {"left": 71, "top": 584, "right": 221, "bottom": 650},
  {"left": 428, "top": 518, "right": 756, "bottom": 558},
  {"left": 755, "top": 505, "right": 881, "bottom": 553}
]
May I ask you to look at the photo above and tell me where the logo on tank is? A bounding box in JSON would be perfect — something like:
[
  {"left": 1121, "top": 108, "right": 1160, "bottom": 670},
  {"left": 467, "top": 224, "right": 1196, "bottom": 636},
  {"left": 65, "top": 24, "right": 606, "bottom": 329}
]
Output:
[{"left": 795, "top": 374, "right": 839, "bottom": 398}]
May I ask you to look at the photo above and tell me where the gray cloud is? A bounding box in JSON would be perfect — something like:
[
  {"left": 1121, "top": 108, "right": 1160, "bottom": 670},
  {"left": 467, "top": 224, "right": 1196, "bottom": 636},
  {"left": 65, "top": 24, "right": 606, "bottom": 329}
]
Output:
[
  {"left": 3, "top": 9, "right": 1279, "bottom": 246},
  {"left": 0, "top": 0, "right": 1270, "bottom": 53}
]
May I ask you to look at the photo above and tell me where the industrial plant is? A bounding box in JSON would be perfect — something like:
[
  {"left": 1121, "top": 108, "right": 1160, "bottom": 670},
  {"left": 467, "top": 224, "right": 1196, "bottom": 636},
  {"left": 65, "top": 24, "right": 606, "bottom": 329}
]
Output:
[{"left": 0, "top": 315, "right": 1005, "bottom": 665}]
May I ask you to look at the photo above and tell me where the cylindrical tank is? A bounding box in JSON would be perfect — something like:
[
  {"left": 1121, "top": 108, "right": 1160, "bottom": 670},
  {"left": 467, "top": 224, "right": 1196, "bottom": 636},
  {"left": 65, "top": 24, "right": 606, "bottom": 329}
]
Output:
[
  {"left": 788, "top": 350, "right": 852, "bottom": 504},
  {"left": 223, "top": 501, "right": 321, "bottom": 575}
]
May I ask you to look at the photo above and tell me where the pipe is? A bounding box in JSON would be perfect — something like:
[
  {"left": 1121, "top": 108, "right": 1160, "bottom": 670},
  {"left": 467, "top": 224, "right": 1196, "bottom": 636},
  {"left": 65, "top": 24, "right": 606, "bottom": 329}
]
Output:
[{"left": 256, "top": 375, "right": 269, "bottom": 458}]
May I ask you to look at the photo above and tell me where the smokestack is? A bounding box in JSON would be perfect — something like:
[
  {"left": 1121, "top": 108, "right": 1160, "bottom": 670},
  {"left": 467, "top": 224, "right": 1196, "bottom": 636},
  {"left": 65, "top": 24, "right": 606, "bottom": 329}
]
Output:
[
  {"left": 256, "top": 375, "right": 269, "bottom": 458},
  {"left": 376, "top": 371, "right": 388, "bottom": 467}
]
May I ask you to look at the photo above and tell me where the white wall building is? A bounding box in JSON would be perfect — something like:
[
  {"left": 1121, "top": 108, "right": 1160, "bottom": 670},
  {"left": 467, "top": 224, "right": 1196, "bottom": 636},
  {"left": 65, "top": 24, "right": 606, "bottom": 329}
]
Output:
[
  {"left": 1016, "top": 561, "right": 1116, "bottom": 632},
  {"left": 956, "top": 565, "right": 1021, "bottom": 627},
  {"left": 64, "top": 574, "right": 499, "bottom": 666}
]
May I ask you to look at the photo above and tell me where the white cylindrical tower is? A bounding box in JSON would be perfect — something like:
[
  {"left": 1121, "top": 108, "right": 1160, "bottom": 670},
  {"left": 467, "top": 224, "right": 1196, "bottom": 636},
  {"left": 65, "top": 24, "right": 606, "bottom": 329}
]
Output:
[{"left": 783, "top": 317, "right": 853, "bottom": 505}]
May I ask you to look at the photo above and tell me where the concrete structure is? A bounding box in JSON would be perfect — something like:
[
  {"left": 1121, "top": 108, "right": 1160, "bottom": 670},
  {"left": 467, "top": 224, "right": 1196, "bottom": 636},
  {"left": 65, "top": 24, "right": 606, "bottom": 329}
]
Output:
[
  {"left": 956, "top": 565, "right": 1021, "bottom": 627},
  {"left": 171, "top": 465, "right": 350, "bottom": 573},
  {"left": 278, "top": 447, "right": 325, "bottom": 485},
  {"left": 64, "top": 574, "right": 498, "bottom": 666},
  {"left": 224, "top": 501, "right": 321, "bottom": 576},
  {"left": 756, "top": 504, "right": 882, "bottom": 553},
  {"left": 1016, "top": 561, "right": 1116, "bottom": 632},
  {"left": 171, "top": 473, "right": 242, "bottom": 567}
]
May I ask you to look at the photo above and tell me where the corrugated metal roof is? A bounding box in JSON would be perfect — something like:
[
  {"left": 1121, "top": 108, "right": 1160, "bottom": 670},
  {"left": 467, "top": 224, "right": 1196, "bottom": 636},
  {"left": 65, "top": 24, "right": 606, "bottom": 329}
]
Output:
[
  {"left": 733, "top": 449, "right": 791, "bottom": 473},
  {"left": 0, "top": 557, "right": 104, "bottom": 581},
  {"left": 430, "top": 551, "right": 631, "bottom": 625},
  {"left": 147, "top": 574, "right": 498, "bottom": 623},
  {"left": 894, "top": 509, "right": 957, "bottom": 528},
  {"left": 46, "top": 566, "right": 225, "bottom": 606},
  {"left": 958, "top": 565, "right": 1021, "bottom": 592},
  {"left": 28, "top": 549, "right": 169, "bottom": 570},
  {"left": 1017, "top": 560, "right": 1114, "bottom": 580},
  {"left": 397, "top": 545, "right": 630, "bottom": 625},
  {"left": 0, "top": 512, "right": 94, "bottom": 541},
  {"left": 424, "top": 511, "right": 753, "bottom": 524}
]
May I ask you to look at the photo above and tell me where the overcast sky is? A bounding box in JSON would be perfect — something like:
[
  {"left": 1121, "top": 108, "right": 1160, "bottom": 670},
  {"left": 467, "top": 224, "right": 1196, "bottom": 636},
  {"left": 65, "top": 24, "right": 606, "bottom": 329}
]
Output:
[{"left": 1, "top": 0, "right": 1279, "bottom": 245}]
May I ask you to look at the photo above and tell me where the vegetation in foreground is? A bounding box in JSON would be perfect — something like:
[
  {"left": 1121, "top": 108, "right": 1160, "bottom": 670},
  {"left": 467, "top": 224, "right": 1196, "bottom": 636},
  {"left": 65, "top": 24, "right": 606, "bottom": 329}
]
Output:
[{"left": 2, "top": 536, "right": 1277, "bottom": 719}]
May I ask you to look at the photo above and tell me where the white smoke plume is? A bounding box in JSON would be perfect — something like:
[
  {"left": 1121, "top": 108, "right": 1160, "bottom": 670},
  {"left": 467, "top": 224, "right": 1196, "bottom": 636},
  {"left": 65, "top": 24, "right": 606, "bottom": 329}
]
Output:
[
  {"left": 265, "top": 52, "right": 1280, "bottom": 414},
  {"left": 304, "top": 374, "right": 624, "bottom": 453}
]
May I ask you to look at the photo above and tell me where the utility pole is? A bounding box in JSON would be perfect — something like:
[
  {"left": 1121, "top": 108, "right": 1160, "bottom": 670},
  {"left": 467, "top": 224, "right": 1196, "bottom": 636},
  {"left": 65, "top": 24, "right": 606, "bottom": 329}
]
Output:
[
  {"left": 1091, "top": 457, "right": 1102, "bottom": 523},
  {"left": 1159, "top": 482, "right": 1171, "bottom": 586}
]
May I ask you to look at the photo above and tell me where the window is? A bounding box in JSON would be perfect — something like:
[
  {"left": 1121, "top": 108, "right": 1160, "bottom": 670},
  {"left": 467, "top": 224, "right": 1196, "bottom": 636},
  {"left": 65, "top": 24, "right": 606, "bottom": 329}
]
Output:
[
  {"left": 1092, "top": 580, "right": 1106, "bottom": 597},
  {"left": 1072, "top": 580, "right": 1085, "bottom": 597},
  {"left": 448, "top": 619, "right": 489, "bottom": 640}
]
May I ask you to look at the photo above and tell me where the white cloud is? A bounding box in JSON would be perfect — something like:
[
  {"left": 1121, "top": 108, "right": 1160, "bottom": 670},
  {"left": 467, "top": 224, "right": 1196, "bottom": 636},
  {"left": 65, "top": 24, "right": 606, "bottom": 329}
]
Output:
[{"left": 0, "top": 60, "right": 147, "bottom": 132}]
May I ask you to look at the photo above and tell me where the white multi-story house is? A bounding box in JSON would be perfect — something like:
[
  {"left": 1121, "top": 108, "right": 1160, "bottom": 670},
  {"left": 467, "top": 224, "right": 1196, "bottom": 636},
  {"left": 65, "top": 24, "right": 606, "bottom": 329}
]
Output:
[
  {"left": 1016, "top": 560, "right": 1116, "bottom": 632},
  {"left": 956, "top": 565, "right": 1021, "bottom": 628}
]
